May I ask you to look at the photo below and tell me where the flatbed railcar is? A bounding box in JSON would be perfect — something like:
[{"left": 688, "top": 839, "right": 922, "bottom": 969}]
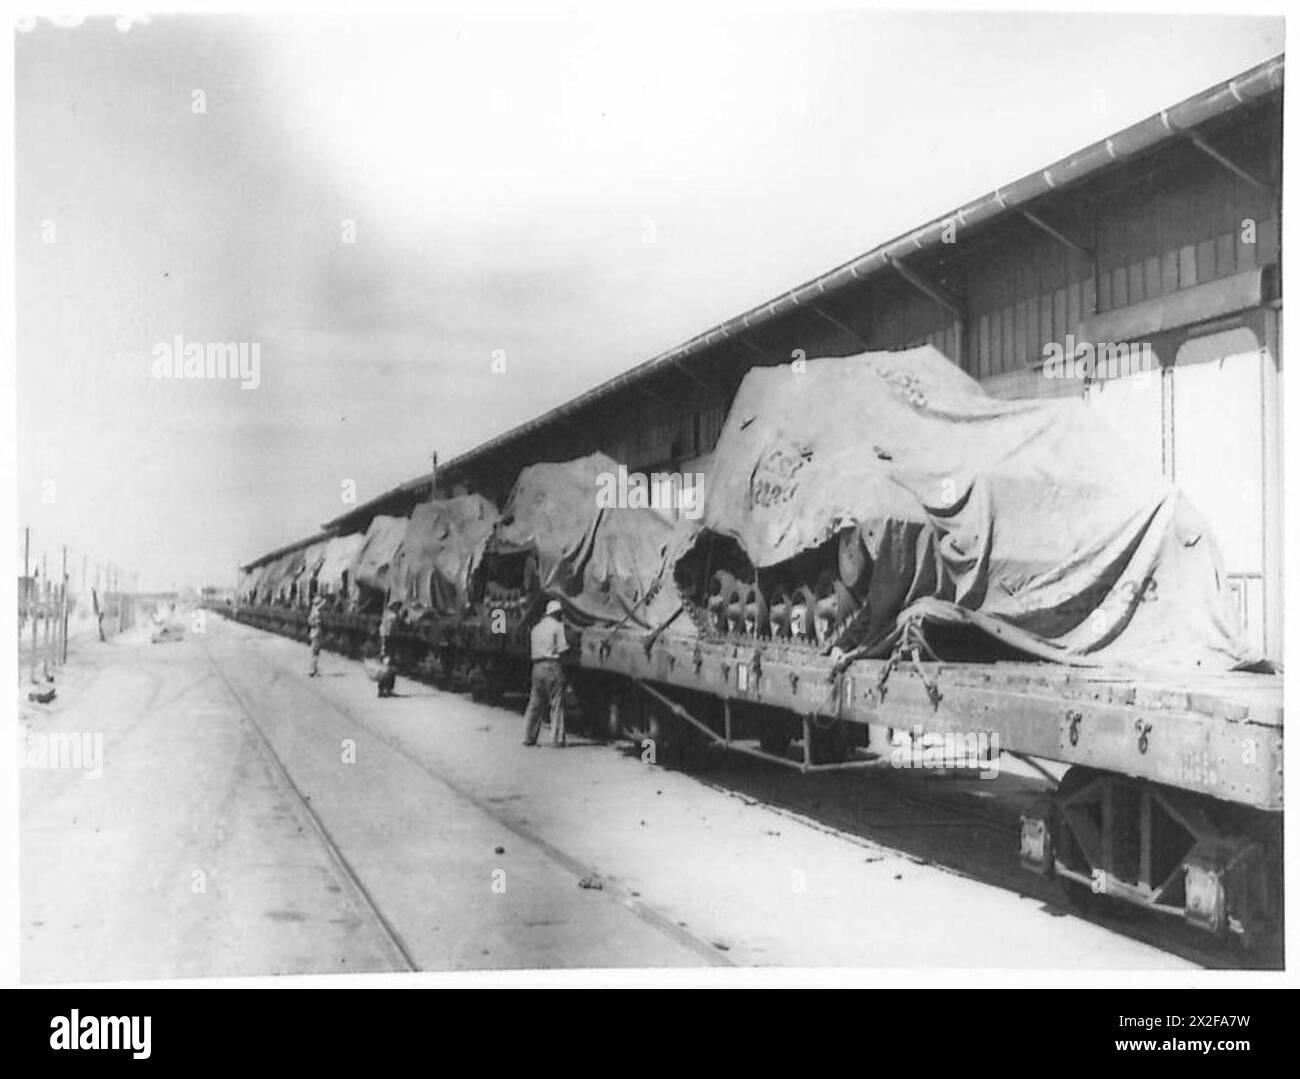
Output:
[{"left": 226, "top": 596, "right": 1282, "bottom": 947}]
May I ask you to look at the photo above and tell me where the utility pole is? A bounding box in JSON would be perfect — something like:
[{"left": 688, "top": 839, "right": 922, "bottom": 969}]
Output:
[
  {"left": 61, "top": 545, "right": 69, "bottom": 664},
  {"left": 42, "top": 577, "right": 51, "bottom": 680},
  {"left": 29, "top": 579, "right": 38, "bottom": 683},
  {"left": 21, "top": 526, "right": 30, "bottom": 626}
]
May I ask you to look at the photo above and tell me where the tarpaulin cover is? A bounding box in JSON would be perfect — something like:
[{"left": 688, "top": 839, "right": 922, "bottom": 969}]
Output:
[
  {"left": 353, "top": 515, "right": 409, "bottom": 595},
  {"left": 315, "top": 533, "right": 368, "bottom": 596},
  {"left": 391, "top": 494, "right": 499, "bottom": 614},
  {"left": 273, "top": 546, "right": 310, "bottom": 602},
  {"left": 672, "top": 346, "right": 1260, "bottom": 671},
  {"left": 254, "top": 553, "right": 295, "bottom": 604},
  {"left": 286, "top": 540, "right": 330, "bottom": 602},
  {"left": 486, "top": 452, "right": 686, "bottom": 628}
]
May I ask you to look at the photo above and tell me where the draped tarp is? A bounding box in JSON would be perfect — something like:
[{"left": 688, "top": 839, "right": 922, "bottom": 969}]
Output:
[
  {"left": 483, "top": 452, "right": 686, "bottom": 628},
  {"left": 237, "top": 566, "right": 259, "bottom": 603},
  {"left": 671, "top": 346, "right": 1261, "bottom": 671},
  {"left": 353, "top": 515, "right": 409, "bottom": 596},
  {"left": 285, "top": 540, "right": 330, "bottom": 604},
  {"left": 253, "top": 553, "right": 295, "bottom": 604},
  {"left": 315, "top": 533, "right": 368, "bottom": 597},
  {"left": 272, "top": 546, "right": 310, "bottom": 603},
  {"left": 390, "top": 494, "right": 499, "bottom": 614}
]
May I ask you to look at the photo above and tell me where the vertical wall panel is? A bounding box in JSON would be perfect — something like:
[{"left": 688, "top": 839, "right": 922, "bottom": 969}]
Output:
[
  {"left": 1129, "top": 260, "right": 1146, "bottom": 304},
  {"left": 1144, "top": 256, "right": 1161, "bottom": 299},
  {"left": 1216, "top": 232, "right": 1236, "bottom": 277},
  {"left": 1196, "top": 238, "right": 1217, "bottom": 282},
  {"left": 1161, "top": 250, "right": 1179, "bottom": 294}
]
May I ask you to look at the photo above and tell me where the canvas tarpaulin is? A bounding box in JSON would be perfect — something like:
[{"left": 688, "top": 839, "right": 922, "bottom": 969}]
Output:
[
  {"left": 485, "top": 452, "right": 686, "bottom": 628},
  {"left": 672, "top": 346, "right": 1260, "bottom": 671},
  {"left": 353, "top": 515, "right": 409, "bottom": 596},
  {"left": 287, "top": 540, "right": 330, "bottom": 602},
  {"left": 390, "top": 494, "right": 499, "bottom": 614},
  {"left": 315, "top": 533, "right": 368, "bottom": 596},
  {"left": 254, "top": 553, "right": 295, "bottom": 604},
  {"left": 273, "top": 546, "right": 310, "bottom": 603}
]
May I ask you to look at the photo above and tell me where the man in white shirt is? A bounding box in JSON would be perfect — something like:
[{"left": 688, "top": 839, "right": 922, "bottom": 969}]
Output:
[
  {"left": 522, "top": 599, "right": 569, "bottom": 746},
  {"left": 307, "top": 595, "right": 325, "bottom": 676}
]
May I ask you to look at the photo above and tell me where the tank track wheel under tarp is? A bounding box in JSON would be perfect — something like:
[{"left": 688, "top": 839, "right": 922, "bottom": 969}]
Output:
[{"left": 1019, "top": 766, "right": 1279, "bottom": 948}]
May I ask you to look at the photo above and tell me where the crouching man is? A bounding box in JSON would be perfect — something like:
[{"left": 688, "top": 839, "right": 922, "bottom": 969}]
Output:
[{"left": 522, "top": 599, "right": 569, "bottom": 747}]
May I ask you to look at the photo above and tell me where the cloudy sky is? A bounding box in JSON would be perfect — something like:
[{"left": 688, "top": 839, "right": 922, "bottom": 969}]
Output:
[{"left": 14, "top": 9, "right": 1283, "bottom": 591}]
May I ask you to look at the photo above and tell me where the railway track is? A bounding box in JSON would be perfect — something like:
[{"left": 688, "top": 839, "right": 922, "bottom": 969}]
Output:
[
  {"left": 200, "top": 632, "right": 734, "bottom": 970},
  {"left": 200, "top": 638, "right": 420, "bottom": 973}
]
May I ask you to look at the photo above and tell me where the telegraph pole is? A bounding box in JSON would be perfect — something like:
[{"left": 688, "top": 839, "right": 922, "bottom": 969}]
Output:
[
  {"left": 61, "top": 545, "right": 69, "bottom": 663},
  {"left": 22, "top": 526, "right": 30, "bottom": 626}
]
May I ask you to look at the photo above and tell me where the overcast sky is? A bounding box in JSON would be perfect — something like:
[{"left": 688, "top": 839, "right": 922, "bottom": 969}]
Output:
[{"left": 14, "top": 10, "right": 1283, "bottom": 591}]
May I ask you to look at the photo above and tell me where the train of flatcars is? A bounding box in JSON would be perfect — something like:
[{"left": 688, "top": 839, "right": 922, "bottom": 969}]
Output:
[{"left": 223, "top": 344, "right": 1283, "bottom": 953}]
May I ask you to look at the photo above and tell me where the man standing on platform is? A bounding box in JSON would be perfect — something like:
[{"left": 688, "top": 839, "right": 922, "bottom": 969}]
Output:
[
  {"left": 307, "top": 595, "right": 326, "bottom": 676},
  {"left": 522, "top": 599, "right": 569, "bottom": 747}
]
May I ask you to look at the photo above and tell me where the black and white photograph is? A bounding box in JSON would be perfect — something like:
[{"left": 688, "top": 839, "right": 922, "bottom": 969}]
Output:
[{"left": 5, "top": 0, "right": 1294, "bottom": 1006}]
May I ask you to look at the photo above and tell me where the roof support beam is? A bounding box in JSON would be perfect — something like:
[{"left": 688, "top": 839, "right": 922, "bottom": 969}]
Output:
[
  {"left": 810, "top": 304, "right": 870, "bottom": 349},
  {"left": 884, "top": 253, "right": 964, "bottom": 319},
  {"left": 736, "top": 335, "right": 787, "bottom": 366},
  {"left": 669, "top": 356, "right": 722, "bottom": 394},
  {"left": 1185, "top": 132, "right": 1271, "bottom": 195},
  {"left": 1019, "top": 209, "right": 1093, "bottom": 257}
]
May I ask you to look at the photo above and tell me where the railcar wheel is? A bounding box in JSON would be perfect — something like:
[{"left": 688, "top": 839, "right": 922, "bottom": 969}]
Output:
[{"left": 1050, "top": 767, "right": 1277, "bottom": 944}]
